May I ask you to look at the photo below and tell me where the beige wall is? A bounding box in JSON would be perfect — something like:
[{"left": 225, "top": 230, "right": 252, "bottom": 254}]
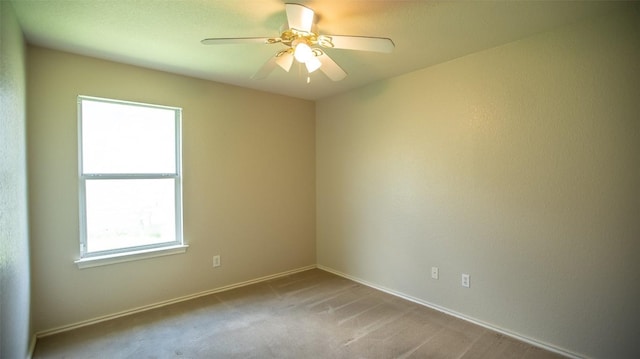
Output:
[
  {"left": 0, "top": 1, "right": 31, "bottom": 357},
  {"left": 316, "top": 9, "right": 640, "bottom": 359},
  {"left": 28, "top": 47, "right": 316, "bottom": 332}
]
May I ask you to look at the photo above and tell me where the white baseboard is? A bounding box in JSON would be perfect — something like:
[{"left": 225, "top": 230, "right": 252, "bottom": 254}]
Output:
[
  {"left": 317, "top": 264, "right": 585, "bottom": 359},
  {"left": 27, "top": 334, "right": 37, "bottom": 359},
  {"left": 35, "top": 264, "right": 317, "bottom": 339}
]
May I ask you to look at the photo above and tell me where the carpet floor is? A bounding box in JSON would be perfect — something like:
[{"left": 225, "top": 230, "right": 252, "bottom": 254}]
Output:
[{"left": 33, "top": 269, "right": 565, "bottom": 358}]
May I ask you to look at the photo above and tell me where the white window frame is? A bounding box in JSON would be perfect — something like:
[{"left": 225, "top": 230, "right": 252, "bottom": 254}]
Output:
[{"left": 75, "top": 96, "right": 186, "bottom": 268}]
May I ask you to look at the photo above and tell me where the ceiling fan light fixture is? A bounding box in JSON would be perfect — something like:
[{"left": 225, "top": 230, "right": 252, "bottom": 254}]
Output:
[
  {"left": 202, "top": 3, "right": 394, "bottom": 82},
  {"left": 293, "top": 42, "right": 312, "bottom": 63}
]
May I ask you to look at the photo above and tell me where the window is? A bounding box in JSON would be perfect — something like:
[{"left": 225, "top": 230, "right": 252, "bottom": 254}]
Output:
[{"left": 76, "top": 96, "right": 185, "bottom": 267}]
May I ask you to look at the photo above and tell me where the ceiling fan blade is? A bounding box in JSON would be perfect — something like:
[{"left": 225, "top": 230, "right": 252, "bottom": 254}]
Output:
[
  {"left": 201, "top": 37, "right": 271, "bottom": 45},
  {"left": 251, "top": 56, "right": 278, "bottom": 80},
  {"left": 323, "top": 35, "right": 395, "bottom": 53},
  {"left": 317, "top": 53, "right": 347, "bottom": 81},
  {"left": 275, "top": 51, "right": 294, "bottom": 72},
  {"left": 285, "top": 3, "right": 315, "bottom": 32}
]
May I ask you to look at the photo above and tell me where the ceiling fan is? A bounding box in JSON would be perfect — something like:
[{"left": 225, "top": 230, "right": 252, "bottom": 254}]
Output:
[{"left": 201, "top": 3, "right": 394, "bottom": 82}]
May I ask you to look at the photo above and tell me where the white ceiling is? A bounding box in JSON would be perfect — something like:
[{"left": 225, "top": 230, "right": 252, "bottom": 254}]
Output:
[{"left": 10, "top": 0, "right": 633, "bottom": 100}]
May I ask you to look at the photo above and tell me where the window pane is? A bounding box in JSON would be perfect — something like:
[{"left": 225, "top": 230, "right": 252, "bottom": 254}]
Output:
[
  {"left": 81, "top": 100, "right": 176, "bottom": 174},
  {"left": 85, "top": 179, "right": 176, "bottom": 253}
]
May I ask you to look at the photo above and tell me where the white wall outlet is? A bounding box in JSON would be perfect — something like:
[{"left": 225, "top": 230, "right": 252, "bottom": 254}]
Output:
[
  {"left": 431, "top": 267, "right": 439, "bottom": 279},
  {"left": 213, "top": 255, "right": 221, "bottom": 268},
  {"left": 461, "top": 273, "right": 470, "bottom": 288}
]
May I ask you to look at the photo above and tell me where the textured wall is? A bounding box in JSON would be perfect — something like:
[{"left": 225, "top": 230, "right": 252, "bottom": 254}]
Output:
[
  {"left": 0, "top": 1, "right": 31, "bottom": 358},
  {"left": 28, "top": 47, "right": 316, "bottom": 332},
  {"left": 316, "top": 8, "right": 640, "bottom": 359}
]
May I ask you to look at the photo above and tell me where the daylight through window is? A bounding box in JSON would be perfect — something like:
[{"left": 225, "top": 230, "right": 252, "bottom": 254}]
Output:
[{"left": 78, "top": 96, "right": 183, "bottom": 260}]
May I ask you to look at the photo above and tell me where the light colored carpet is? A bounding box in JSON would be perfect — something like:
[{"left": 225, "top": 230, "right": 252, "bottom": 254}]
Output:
[{"left": 33, "top": 269, "right": 565, "bottom": 358}]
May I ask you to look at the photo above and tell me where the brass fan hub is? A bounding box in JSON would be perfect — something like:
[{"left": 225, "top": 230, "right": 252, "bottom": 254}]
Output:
[{"left": 267, "top": 28, "right": 334, "bottom": 49}]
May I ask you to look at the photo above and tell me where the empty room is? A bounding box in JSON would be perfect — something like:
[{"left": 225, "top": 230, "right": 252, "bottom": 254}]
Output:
[{"left": 1, "top": 1, "right": 638, "bottom": 358}]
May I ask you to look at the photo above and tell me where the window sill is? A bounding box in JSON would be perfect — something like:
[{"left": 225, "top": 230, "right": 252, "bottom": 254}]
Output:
[{"left": 74, "top": 244, "right": 189, "bottom": 269}]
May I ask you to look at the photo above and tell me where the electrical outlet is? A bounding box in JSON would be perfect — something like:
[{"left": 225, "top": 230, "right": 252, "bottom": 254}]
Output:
[
  {"left": 461, "top": 273, "right": 470, "bottom": 288},
  {"left": 213, "top": 255, "right": 221, "bottom": 268},
  {"left": 431, "top": 267, "right": 439, "bottom": 280}
]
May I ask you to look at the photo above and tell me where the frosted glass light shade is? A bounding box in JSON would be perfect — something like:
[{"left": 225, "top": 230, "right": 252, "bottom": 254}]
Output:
[
  {"left": 305, "top": 56, "right": 321, "bottom": 73},
  {"left": 294, "top": 43, "right": 312, "bottom": 63}
]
